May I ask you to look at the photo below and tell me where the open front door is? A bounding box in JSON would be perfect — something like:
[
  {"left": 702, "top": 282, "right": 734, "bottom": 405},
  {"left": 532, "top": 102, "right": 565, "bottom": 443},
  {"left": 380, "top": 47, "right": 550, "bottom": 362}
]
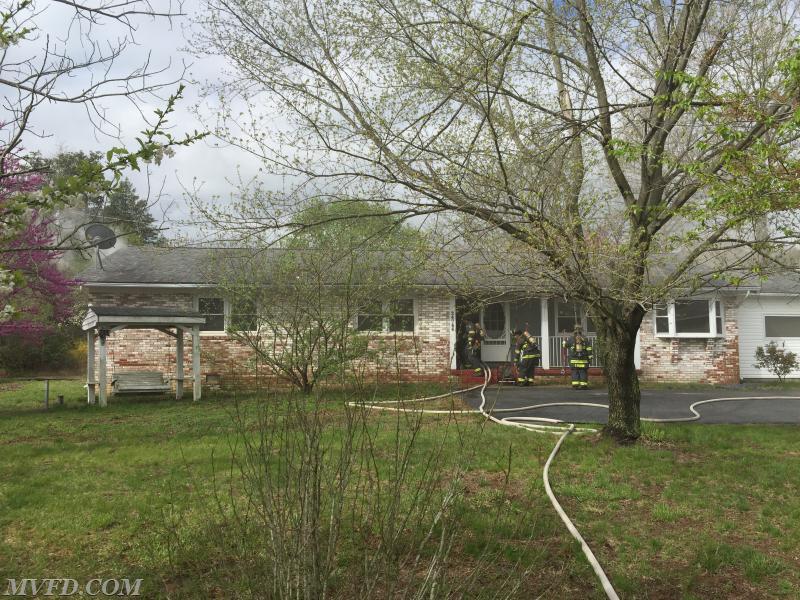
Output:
[{"left": 480, "top": 302, "right": 510, "bottom": 362}]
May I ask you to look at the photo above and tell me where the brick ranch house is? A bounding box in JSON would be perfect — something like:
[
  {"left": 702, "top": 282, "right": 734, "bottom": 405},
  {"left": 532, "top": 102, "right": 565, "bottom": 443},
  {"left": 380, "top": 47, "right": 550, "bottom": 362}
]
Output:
[{"left": 78, "top": 247, "right": 800, "bottom": 399}]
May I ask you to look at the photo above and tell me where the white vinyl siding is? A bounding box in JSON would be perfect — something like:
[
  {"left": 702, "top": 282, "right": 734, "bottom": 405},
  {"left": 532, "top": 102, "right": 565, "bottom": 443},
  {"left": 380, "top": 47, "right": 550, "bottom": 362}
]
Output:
[{"left": 738, "top": 296, "right": 800, "bottom": 379}]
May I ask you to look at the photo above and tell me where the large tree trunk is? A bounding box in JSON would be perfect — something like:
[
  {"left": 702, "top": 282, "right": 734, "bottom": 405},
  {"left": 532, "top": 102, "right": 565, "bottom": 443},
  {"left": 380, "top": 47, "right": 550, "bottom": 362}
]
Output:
[{"left": 597, "top": 304, "right": 645, "bottom": 442}]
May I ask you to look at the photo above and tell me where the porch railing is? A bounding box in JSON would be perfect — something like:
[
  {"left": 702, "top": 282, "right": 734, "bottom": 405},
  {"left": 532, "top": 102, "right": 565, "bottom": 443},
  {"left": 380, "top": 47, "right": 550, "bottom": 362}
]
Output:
[
  {"left": 481, "top": 334, "right": 604, "bottom": 368},
  {"left": 548, "top": 335, "right": 603, "bottom": 368}
]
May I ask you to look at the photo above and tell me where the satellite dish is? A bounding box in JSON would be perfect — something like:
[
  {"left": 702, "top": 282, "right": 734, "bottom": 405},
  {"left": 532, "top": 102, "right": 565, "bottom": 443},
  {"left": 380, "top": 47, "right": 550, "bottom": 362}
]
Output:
[{"left": 85, "top": 223, "right": 117, "bottom": 250}]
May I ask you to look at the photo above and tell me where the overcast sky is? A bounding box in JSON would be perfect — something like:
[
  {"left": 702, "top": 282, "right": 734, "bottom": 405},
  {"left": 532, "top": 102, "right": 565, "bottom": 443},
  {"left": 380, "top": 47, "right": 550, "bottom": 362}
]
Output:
[{"left": 17, "top": 0, "right": 260, "bottom": 241}]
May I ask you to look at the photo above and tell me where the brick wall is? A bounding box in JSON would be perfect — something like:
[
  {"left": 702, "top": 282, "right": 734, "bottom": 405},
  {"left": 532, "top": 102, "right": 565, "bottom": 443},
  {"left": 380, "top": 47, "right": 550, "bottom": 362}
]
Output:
[
  {"left": 357, "top": 295, "right": 452, "bottom": 382},
  {"left": 639, "top": 299, "right": 740, "bottom": 384},
  {"left": 88, "top": 290, "right": 747, "bottom": 388},
  {"left": 87, "top": 290, "right": 453, "bottom": 393},
  {"left": 89, "top": 291, "right": 194, "bottom": 311}
]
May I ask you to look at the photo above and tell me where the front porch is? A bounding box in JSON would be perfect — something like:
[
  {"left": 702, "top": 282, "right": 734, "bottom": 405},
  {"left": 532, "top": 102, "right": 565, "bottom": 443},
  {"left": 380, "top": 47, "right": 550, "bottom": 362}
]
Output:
[{"left": 454, "top": 297, "right": 641, "bottom": 371}]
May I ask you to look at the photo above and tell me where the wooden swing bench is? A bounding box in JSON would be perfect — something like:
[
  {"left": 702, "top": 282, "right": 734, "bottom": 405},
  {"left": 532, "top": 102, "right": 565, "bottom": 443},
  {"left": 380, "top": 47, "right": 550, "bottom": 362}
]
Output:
[{"left": 112, "top": 371, "right": 171, "bottom": 394}]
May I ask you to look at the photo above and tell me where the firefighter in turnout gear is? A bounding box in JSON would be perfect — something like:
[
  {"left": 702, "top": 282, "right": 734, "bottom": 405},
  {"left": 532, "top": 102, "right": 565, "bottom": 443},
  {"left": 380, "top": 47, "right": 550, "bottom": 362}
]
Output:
[
  {"left": 514, "top": 328, "right": 541, "bottom": 385},
  {"left": 564, "top": 324, "right": 592, "bottom": 389},
  {"left": 465, "top": 321, "right": 485, "bottom": 373},
  {"left": 511, "top": 330, "right": 524, "bottom": 382}
]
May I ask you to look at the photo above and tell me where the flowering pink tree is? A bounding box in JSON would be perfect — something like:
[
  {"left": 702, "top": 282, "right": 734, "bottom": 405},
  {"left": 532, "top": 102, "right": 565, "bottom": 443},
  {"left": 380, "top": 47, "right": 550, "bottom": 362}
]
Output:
[{"left": 0, "top": 157, "right": 77, "bottom": 341}]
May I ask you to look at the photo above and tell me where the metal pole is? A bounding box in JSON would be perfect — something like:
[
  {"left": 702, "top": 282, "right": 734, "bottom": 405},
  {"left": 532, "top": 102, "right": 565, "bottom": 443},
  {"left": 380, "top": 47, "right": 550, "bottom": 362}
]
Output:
[
  {"left": 176, "top": 329, "right": 184, "bottom": 400},
  {"left": 86, "top": 330, "right": 96, "bottom": 405},
  {"left": 541, "top": 297, "right": 550, "bottom": 370},
  {"left": 98, "top": 329, "right": 108, "bottom": 408},
  {"left": 192, "top": 325, "right": 201, "bottom": 401}
]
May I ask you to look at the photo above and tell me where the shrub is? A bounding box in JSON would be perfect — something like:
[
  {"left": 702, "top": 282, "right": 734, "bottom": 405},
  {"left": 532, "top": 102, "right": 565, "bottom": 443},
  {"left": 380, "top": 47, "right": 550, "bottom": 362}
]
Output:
[
  {"left": 159, "top": 387, "right": 539, "bottom": 598},
  {"left": 0, "top": 324, "right": 84, "bottom": 375},
  {"left": 754, "top": 342, "right": 798, "bottom": 382}
]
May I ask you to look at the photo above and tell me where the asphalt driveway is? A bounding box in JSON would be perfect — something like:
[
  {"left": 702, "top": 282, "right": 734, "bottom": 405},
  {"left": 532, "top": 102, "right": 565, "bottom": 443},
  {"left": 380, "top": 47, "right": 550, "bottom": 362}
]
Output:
[{"left": 464, "top": 385, "right": 800, "bottom": 424}]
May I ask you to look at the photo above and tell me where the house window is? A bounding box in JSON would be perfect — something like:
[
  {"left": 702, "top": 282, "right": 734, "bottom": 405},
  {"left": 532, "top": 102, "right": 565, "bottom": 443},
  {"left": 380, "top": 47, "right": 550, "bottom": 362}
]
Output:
[
  {"left": 511, "top": 300, "right": 541, "bottom": 336},
  {"left": 357, "top": 300, "right": 416, "bottom": 333},
  {"left": 655, "top": 304, "right": 670, "bottom": 334},
  {"left": 674, "top": 300, "right": 710, "bottom": 334},
  {"left": 230, "top": 297, "right": 258, "bottom": 332},
  {"left": 654, "top": 299, "right": 723, "bottom": 338},
  {"left": 765, "top": 316, "right": 800, "bottom": 338},
  {"left": 556, "top": 301, "right": 581, "bottom": 334},
  {"left": 388, "top": 299, "right": 414, "bottom": 332},
  {"left": 553, "top": 300, "right": 595, "bottom": 335},
  {"left": 357, "top": 301, "right": 385, "bottom": 332},
  {"left": 198, "top": 297, "right": 225, "bottom": 332}
]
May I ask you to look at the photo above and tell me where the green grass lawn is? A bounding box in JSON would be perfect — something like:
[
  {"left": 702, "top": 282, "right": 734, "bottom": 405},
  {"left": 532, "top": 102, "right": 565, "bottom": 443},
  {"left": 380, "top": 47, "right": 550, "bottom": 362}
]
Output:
[{"left": 0, "top": 379, "right": 798, "bottom": 598}]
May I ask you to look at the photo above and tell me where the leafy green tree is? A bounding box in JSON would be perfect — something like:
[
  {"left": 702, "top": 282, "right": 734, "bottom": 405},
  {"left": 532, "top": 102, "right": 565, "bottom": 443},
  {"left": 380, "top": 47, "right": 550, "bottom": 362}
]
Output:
[
  {"left": 199, "top": 0, "right": 800, "bottom": 440},
  {"left": 282, "top": 200, "right": 427, "bottom": 251}
]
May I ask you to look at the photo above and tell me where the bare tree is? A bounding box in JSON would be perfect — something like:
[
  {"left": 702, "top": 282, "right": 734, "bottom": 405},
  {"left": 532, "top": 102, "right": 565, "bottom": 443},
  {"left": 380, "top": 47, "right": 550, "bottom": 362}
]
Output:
[
  {"left": 0, "top": 0, "right": 187, "bottom": 167},
  {"left": 220, "top": 246, "right": 381, "bottom": 395},
  {"left": 0, "top": 0, "right": 198, "bottom": 234},
  {"left": 196, "top": 0, "right": 800, "bottom": 440},
  {"left": 0, "top": 1, "right": 204, "bottom": 320},
  {"left": 217, "top": 199, "right": 429, "bottom": 394}
]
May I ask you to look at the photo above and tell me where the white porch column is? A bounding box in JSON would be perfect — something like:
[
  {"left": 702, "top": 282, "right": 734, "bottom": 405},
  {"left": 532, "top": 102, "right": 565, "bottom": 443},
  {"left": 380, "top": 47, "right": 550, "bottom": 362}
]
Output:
[
  {"left": 192, "top": 325, "right": 201, "bottom": 401},
  {"left": 540, "top": 297, "right": 550, "bottom": 369},
  {"left": 86, "top": 329, "right": 96, "bottom": 405},
  {"left": 634, "top": 328, "right": 641, "bottom": 370},
  {"left": 448, "top": 296, "right": 457, "bottom": 370},
  {"left": 98, "top": 329, "right": 108, "bottom": 408},
  {"left": 176, "top": 328, "right": 184, "bottom": 400}
]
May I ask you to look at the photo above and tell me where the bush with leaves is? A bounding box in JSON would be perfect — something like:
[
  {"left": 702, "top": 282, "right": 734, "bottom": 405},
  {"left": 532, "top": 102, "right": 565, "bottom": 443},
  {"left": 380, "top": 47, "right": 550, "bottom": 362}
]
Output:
[
  {"left": 754, "top": 342, "right": 799, "bottom": 382},
  {"left": 0, "top": 323, "right": 84, "bottom": 375}
]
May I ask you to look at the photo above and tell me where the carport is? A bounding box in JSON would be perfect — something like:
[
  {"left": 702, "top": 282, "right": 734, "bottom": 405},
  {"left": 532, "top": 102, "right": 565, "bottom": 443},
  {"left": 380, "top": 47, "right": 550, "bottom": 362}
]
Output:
[{"left": 81, "top": 305, "right": 206, "bottom": 407}]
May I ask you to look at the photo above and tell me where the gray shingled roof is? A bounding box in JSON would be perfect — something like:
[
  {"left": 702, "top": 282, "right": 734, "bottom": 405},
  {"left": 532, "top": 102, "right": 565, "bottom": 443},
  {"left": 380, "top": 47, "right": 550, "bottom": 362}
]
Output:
[
  {"left": 79, "top": 247, "right": 225, "bottom": 284},
  {"left": 759, "top": 272, "right": 800, "bottom": 293},
  {"left": 81, "top": 305, "right": 205, "bottom": 331},
  {"left": 77, "top": 246, "right": 800, "bottom": 294},
  {"left": 77, "top": 246, "right": 477, "bottom": 287}
]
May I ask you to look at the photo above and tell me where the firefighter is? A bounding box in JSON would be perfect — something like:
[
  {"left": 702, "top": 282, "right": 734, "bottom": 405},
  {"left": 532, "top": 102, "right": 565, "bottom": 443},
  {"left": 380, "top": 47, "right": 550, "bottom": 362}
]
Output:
[
  {"left": 563, "top": 324, "right": 592, "bottom": 389},
  {"left": 511, "top": 329, "right": 524, "bottom": 383},
  {"left": 515, "top": 328, "right": 541, "bottom": 386},
  {"left": 457, "top": 317, "right": 470, "bottom": 368},
  {"left": 465, "top": 321, "right": 485, "bottom": 373}
]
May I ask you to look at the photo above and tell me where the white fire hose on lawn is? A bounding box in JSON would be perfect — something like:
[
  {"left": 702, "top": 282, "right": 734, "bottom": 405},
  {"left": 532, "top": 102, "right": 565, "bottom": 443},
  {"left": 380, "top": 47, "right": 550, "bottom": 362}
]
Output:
[
  {"left": 351, "top": 367, "right": 618, "bottom": 598},
  {"left": 351, "top": 368, "right": 800, "bottom": 600}
]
